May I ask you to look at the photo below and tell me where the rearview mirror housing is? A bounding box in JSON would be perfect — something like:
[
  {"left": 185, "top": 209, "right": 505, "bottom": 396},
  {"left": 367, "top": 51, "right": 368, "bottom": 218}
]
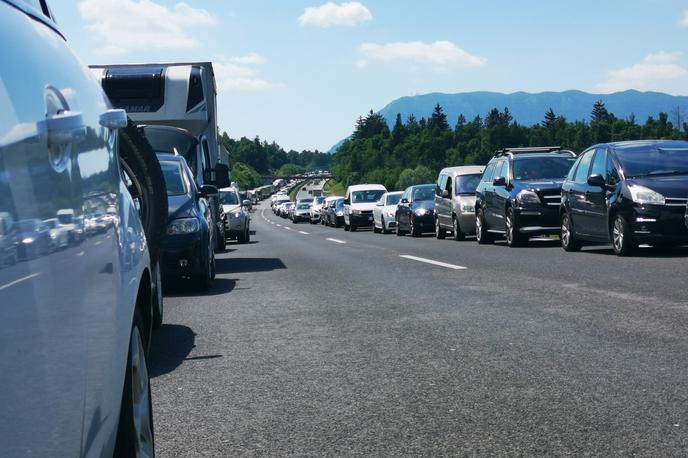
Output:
[
  {"left": 207, "top": 163, "right": 230, "bottom": 189},
  {"left": 441, "top": 190, "right": 450, "bottom": 198},
  {"left": 344, "top": 198, "right": 350, "bottom": 205},
  {"left": 400, "top": 198, "right": 409, "bottom": 204},
  {"left": 493, "top": 176, "right": 506, "bottom": 187},
  {"left": 242, "top": 199, "right": 251, "bottom": 207},
  {"left": 587, "top": 174, "right": 606, "bottom": 188},
  {"left": 199, "top": 184, "right": 218, "bottom": 198},
  {"left": 376, "top": 201, "right": 384, "bottom": 206}
]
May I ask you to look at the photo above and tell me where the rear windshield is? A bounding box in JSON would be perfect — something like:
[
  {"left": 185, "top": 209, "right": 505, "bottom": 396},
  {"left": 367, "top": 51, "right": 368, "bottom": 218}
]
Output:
[
  {"left": 513, "top": 157, "right": 576, "bottom": 181},
  {"left": 615, "top": 145, "right": 688, "bottom": 178},
  {"left": 352, "top": 190, "right": 385, "bottom": 203},
  {"left": 160, "top": 160, "right": 188, "bottom": 196},
  {"left": 220, "top": 191, "right": 239, "bottom": 205},
  {"left": 455, "top": 174, "right": 482, "bottom": 195}
]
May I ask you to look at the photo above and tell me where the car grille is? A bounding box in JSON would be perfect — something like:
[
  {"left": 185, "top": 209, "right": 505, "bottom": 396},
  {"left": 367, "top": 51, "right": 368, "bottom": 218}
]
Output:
[
  {"left": 361, "top": 210, "right": 373, "bottom": 215},
  {"left": 665, "top": 197, "right": 688, "bottom": 207},
  {"left": 539, "top": 191, "right": 562, "bottom": 206}
]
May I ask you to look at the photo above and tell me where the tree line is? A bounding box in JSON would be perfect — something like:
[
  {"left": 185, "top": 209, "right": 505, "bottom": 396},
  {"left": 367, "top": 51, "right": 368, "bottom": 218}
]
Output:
[
  {"left": 220, "top": 132, "right": 331, "bottom": 189},
  {"left": 331, "top": 102, "right": 688, "bottom": 191}
]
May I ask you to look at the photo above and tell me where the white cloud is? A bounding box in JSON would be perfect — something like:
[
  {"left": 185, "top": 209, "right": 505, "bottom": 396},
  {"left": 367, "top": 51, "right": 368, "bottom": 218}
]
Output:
[
  {"left": 594, "top": 52, "right": 688, "bottom": 93},
  {"left": 681, "top": 10, "right": 688, "bottom": 27},
  {"left": 358, "top": 41, "right": 486, "bottom": 69},
  {"left": 299, "top": 2, "right": 372, "bottom": 28},
  {"left": 214, "top": 55, "right": 283, "bottom": 92},
  {"left": 78, "top": 0, "right": 215, "bottom": 54}
]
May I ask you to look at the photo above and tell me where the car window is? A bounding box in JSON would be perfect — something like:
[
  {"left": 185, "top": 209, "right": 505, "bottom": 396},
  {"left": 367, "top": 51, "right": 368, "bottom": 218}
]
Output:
[
  {"left": 412, "top": 186, "right": 435, "bottom": 201},
  {"left": 351, "top": 190, "right": 385, "bottom": 203},
  {"left": 614, "top": 144, "right": 688, "bottom": 177},
  {"left": 437, "top": 174, "right": 447, "bottom": 196},
  {"left": 574, "top": 151, "right": 594, "bottom": 184},
  {"left": 455, "top": 174, "right": 482, "bottom": 195},
  {"left": 17, "top": 0, "right": 50, "bottom": 17},
  {"left": 606, "top": 154, "right": 620, "bottom": 185},
  {"left": 482, "top": 163, "right": 496, "bottom": 182},
  {"left": 160, "top": 160, "right": 188, "bottom": 196},
  {"left": 514, "top": 156, "right": 576, "bottom": 181},
  {"left": 220, "top": 191, "right": 239, "bottom": 205},
  {"left": 493, "top": 160, "right": 507, "bottom": 180},
  {"left": 590, "top": 149, "right": 606, "bottom": 178}
]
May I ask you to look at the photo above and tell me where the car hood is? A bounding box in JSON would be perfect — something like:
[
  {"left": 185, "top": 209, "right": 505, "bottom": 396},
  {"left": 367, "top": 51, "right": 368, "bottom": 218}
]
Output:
[
  {"left": 222, "top": 204, "right": 241, "bottom": 214},
  {"left": 383, "top": 204, "right": 398, "bottom": 213},
  {"left": 411, "top": 200, "right": 436, "bottom": 210},
  {"left": 627, "top": 175, "right": 688, "bottom": 198},
  {"left": 168, "top": 194, "right": 196, "bottom": 220},
  {"left": 514, "top": 180, "right": 565, "bottom": 192}
]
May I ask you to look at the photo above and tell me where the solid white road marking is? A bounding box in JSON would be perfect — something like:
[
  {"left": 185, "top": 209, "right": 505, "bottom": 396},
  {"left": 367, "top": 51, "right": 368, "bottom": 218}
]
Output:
[
  {"left": 298, "top": 231, "right": 309, "bottom": 235},
  {"left": 399, "top": 255, "right": 467, "bottom": 270},
  {"left": 326, "top": 238, "right": 346, "bottom": 244},
  {"left": 0, "top": 273, "right": 40, "bottom": 292}
]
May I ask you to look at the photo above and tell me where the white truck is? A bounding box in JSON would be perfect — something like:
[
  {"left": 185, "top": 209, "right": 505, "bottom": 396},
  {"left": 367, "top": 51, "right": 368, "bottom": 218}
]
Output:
[{"left": 89, "top": 62, "right": 230, "bottom": 249}]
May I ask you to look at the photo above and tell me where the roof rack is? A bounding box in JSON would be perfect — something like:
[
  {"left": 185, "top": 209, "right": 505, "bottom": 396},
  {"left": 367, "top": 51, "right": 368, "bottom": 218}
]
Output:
[{"left": 494, "top": 146, "right": 562, "bottom": 157}]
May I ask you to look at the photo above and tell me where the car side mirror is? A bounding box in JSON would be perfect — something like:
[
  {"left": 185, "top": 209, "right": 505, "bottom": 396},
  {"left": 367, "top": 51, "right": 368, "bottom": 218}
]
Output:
[
  {"left": 344, "top": 198, "right": 350, "bottom": 205},
  {"left": 208, "top": 163, "right": 230, "bottom": 189},
  {"left": 493, "top": 176, "right": 506, "bottom": 186},
  {"left": 199, "top": 184, "right": 218, "bottom": 198},
  {"left": 587, "top": 174, "right": 606, "bottom": 188},
  {"left": 400, "top": 198, "right": 409, "bottom": 204},
  {"left": 441, "top": 190, "right": 450, "bottom": 198},
  {"left": 376, "top": 201, "right": 384, "bottom": 206},
  {"left": 242, "top": 199, "right": 251, "bottom": 207}
]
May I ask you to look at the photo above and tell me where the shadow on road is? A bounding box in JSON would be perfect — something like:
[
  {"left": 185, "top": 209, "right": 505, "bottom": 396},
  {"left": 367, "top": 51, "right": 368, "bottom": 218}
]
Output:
[
  {"left": 149, "top": 324, "right": 195, "bottom": 378},
  {"left": 215, "top": 257, "right": 286, "bottom": 274},
  {"left": 582, "top": 245, "right": 688, "bottom": 258},
  {"left": 163, "top": 277, "right": 237, "bottom": 297}
]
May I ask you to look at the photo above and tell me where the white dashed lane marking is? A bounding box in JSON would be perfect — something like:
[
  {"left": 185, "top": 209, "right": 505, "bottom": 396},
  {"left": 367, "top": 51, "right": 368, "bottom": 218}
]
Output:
[
  {"left": 0, "top": 273, "right": 40, "bottom": 292},
  {"left": 399, "top": 255, "right": 467, "bottom": 270},
  {"left": 326, "top": 238, "right": 347, "bottom": 244}
]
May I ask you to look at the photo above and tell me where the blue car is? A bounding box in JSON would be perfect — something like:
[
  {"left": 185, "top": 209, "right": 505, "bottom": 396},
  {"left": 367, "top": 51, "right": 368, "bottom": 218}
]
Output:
[{"left": 158, "top": 153, "right": 217, "bottom": 290}]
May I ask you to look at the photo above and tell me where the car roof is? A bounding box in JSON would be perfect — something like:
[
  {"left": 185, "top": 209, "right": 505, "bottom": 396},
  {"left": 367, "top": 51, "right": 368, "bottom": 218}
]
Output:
[
  {"left": 347, "top": 184, "right": 387, "bottom": 192},
  {"left": 219, "top": 187, "right": 238, "bottom": 193},
  {"left": 384, "top": 191, "right": 403, "bottom": 196},
  {"left": 439, "top": 166, "right": 485, "bottom": 177},
  {"left": 605, "top": 140, "right": 688, "bottom": 151}
]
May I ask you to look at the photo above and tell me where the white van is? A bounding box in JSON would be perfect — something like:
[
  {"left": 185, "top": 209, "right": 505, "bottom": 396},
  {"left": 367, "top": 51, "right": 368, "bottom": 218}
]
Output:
[{"left": 343, "top": 184, "right": 387, "bottom": 231}]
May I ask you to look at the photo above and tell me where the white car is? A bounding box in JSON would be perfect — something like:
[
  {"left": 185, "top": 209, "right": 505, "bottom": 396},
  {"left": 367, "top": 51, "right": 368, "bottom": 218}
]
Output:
[
  {"left": 220, "top": 187, "right": 251, "bottom": 243},
  {"left": 308, "top": 196, "right": 327, "bottom": 224},
  {"left": 42, "top": 218, "right": 70, "bottom": 250},
  {"left": 373, "top": 191, "right": 403, "bottom": 234},
  {"left": 343, "top": 184, "right": 388, "bottom": 231}
]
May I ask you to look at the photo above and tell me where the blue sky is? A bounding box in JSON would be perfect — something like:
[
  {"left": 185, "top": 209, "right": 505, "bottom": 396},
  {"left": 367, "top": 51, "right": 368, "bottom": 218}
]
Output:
[{"left": 52, "top": 0, "right": 688, "bottom": 151}]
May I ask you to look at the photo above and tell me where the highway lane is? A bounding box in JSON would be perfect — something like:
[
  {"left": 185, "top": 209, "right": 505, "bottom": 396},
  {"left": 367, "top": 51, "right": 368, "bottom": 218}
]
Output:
[{"left": 150, "top": 201, "right": 688, "bottom": 456}]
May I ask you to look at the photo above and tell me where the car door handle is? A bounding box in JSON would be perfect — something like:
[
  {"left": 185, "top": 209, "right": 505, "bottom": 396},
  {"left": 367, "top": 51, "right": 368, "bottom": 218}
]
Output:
[
  {"left": 42, "top": 111, "right": 87, "bottom": 146},
  {"left": 99, "top": 109, "right": 128, "bottom": 129}
]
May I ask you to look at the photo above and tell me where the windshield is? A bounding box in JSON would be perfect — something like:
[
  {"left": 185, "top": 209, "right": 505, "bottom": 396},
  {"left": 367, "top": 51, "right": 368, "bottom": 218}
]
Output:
[
  {"left": 386, "top": 194, "right": 401, "bottom": 205},
  {"left": 455, "top": 174, "right": 482, "bottom": 195},
  {"left": 220, "top": 191, "right": 240, "bottom": 205},
  {"left": 314, "top": 196, "right": 326, "bottom": 205},
  {"left": 160, "top": 160, "right": 188, "bottom": 196},
  {"left": 616, "top": 146, "right": 688, "bottom": 177},
  {"left": 513, "top": 157, "right": 576, "bottom": 181},
  {"left": 297, "top": 203, "right": 311, "bottom": 209},
  {"left": 335, "top": 198, "right": 345, "bottom": 208},
  {"left": 352, "top": 190, "right": 385, "bottom": 203},
  {"left": 57, "top": 214, "right": 73, "bottom": 225},
  {"left": 17, "top": 220, "right": 39, "bottom": 232},
  {"left": 412, "top": 186, "right": 435, "bottom": 201}
]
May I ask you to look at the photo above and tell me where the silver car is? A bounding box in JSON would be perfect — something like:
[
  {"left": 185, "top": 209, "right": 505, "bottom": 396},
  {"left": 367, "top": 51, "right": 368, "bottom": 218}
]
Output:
[
  {"left": 434, "top": 166, "right": 485, "bottom": 240},
  {"left": 220, "top": 187, "right": 251, "bottom": 243},
  {"left": 373, "top": 191, "right": 403, "bottom": 234},
  {"left": 1, "top": 2, "right": 156, "bottom": 455}
]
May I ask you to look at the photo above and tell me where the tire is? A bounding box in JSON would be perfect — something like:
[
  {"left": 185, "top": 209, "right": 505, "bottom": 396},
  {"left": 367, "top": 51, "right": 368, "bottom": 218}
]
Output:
[
  {"left": 611, "top": 214, "right": 636, "bottom": 256},
  {"left": 238, "top": 227, "right": 248, "bottom": 244},
  {"left": 435, "top": 217, "right": 446, "bottom": 239},
  {"left": 245, "top": 227, "right": 251, "bottom": 243},
  {"left": 344, "top": 222, "right": 350, "bottom": 231},
  {"left": 195, "top": 245, "right": 214, "bottom": 291},
  {"left": 119, "top": 122, "right": 168, "bottom": 264},
  {"left": 560, "top": 212, "right": 582, "bottom": 252},
  {"left": 216, "top": 227, "right": 226, "bottom": 251},
  {"left": 373, "top": 222, "right": 381, "bottom": 233},
  {"left": 505, "top": 207, "right": 526, "bottom": 247},
  {"left": 152, "top": 259, "right": 163, "bottom": 329},
  {"left": 380, "top": 217, "right": 389, "bottom": 234},
  {"left": 476, "top": 208, "right": 493, "bottom": 245},
  {"left": 410, "top": 217, "right": 420, "bottom": 237},
  {"left": 395, "top": 218, "right": 404, "bottom": 236},
  {"left": 113, "top": 309, "right": 155, "bottom": 457},
  {"left": 452, "top": 216, "right": 465, "bottom": 241}
]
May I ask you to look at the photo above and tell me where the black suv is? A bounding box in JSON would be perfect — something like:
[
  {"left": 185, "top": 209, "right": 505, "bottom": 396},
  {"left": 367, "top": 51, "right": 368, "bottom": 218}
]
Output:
[
  {"left": 475, "top": 147, "right": 576, "bottom": 246},
  {"left": 560, "top": 140, "right": 688, "bottom": 256}
]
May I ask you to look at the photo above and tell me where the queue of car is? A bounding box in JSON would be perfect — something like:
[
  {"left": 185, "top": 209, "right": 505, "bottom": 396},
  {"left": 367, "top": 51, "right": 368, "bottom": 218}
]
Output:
[{"left": 291, "top": 141, "right": 688, "bottom": 257}]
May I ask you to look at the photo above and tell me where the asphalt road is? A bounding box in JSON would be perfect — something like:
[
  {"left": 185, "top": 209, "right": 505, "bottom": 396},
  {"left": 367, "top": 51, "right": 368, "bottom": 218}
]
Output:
[{"left": 150, "top": 201, "right": 688, "bottom": 456}]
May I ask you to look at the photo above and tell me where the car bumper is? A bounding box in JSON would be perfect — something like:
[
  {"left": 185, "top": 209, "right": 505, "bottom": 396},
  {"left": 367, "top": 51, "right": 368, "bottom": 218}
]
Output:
[
  {"left": 412, "top": 213, "right": 435, "bottom": 232},
  {"left": 457, "top": 212, "right": 476, "bottom": 234},
  {"left": 630, "top": 207, "right": 688, "bottom": 243},
  {"left": 350, "top": 213, "right": 375, "bottom": 226},
  {"left": 514, "top": 206, "right": 560, "bottom": 236},
  {"left": 161, "top": 233, "right": 205, "bottom": 277}
]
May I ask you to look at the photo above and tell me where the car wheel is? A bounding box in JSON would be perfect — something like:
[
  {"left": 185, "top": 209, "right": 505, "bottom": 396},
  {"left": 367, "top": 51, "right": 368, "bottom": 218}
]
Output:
[
  {"left": 344, "top": 222, "right": 350, "bottom": 231},
  {"left": 452, "top": 216, "right": 465, "bottom": 241},
  {"left": 152, "top": 259, "right": 163, "bottom": 329},
  {"left": 195, "top": 246, "right": 213, "bottom": 291},
  {"left": 410, "top": 217, "right": 420, "bottom": 237},
  {"left": 216, "top": 227, "right": 226, "bottom": 251},
  {"left": 395, "top": 218, "right": 404, "bottom": 236},
  {"left": 245, "top": 227, "right": 251, "bottom": 243},
  {"left": 505, "top": 207, "right": 525, "bottom": 247},
  {"left": 119, "top": 121, "right": 168, "bottom": 264},
  {"left": 113, "top": 309, "right": 155, "bottom": 457},
  {"left": 476, "top": 208, "right": 493, "bottom": 245},
  {"left": 435, "top": 217, "right": 446, "bottom": 239},
  {"left": 560, "top": 212, "right": 582, "bottom": 252},
  {"left": 373, "top": 221, "right": 381, "bottom": 233},
  {"left": 238, "top": 228, "right": 247, "bottom": 244},
  {"left": 380, "top": 217, "right": 389, "bottom": 234},
  {"left": 350, "top": 223, "right": 357, "bottom": 232},
  {"left": 612, "top": 214, "right": 636, "bottom": 256}
]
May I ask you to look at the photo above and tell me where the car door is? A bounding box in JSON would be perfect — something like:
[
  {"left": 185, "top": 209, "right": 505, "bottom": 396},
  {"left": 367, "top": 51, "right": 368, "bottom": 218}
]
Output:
[
  {"left": 568, "top": 150, "right": 595, "bottom": 236},
  {"left": 492, "top": 160, "right": 510, "bottom": 228},
  {"left": 486, "top": 160, "right": 506, "bottom": 227},
  {"left": 477, "top": 162, "right": 496, "bottom": 229},
  {"left": 397, "top": 189, "right": 411, "bottom": 228},
  {"left": 585, "top": 148, "right": 611, "bottom": 238},
  {"left": 435, "top": 174, "right": 449, "bottom": 227},
  {"left": 0, "top": 2, "right": 127, "bottom": 455}
]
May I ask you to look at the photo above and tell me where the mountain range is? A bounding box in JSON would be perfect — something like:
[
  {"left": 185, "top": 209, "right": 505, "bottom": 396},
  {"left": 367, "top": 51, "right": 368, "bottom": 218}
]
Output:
[{"left": 330, "top": 90, "right": 688, "bottom": 153}]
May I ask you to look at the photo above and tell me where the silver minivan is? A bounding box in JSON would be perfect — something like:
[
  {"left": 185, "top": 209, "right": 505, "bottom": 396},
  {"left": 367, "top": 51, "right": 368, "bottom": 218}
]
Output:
[
  {"left": 434, "top": 166, "right": 485, "bottom": 240},
  {"left": 1, "top": 1, "right": 156, "bottom": 455}
]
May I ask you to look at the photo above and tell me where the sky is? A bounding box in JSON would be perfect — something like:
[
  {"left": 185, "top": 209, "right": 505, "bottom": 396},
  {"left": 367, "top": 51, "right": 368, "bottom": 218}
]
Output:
[{"left": 51, "top": 0, "right": 688, "bottom": 152}]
